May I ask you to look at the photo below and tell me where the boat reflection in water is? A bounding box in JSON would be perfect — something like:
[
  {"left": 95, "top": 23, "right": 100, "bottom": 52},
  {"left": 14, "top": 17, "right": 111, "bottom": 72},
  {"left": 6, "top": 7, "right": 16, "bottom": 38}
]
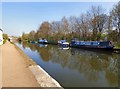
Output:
[
  {"left": 17, "top": 42, "right": 119, "bottom": 87},
  {"left": 58, "top": 46, "right": 70, "bottom": 50},
  {"left": 39, "top": 44, "right": 48, "bottom": 47}
]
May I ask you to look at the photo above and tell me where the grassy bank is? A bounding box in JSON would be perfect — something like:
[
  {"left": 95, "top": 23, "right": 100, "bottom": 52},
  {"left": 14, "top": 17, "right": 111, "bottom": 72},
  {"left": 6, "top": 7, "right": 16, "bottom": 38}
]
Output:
[{"left": 115, "top": 43, "right": 120, "bottom": 49}]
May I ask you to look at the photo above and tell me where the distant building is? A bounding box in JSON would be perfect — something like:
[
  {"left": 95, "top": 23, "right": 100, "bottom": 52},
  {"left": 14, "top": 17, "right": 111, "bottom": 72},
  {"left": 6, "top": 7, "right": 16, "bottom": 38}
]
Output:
[{"left": 0, "top": 29, "right": 3, "bottom": 45}]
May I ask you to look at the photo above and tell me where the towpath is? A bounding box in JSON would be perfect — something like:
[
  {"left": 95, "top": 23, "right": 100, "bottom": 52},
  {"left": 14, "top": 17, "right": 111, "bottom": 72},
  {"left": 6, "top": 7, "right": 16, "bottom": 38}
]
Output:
[{"left": 1, "top": 41, "right": 40, "bottom": 87}]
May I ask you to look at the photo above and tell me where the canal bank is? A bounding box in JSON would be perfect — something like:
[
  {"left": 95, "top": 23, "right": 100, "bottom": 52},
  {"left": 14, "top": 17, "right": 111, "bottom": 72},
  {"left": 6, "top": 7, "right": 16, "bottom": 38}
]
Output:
[
  {"left": 16, "top": 42, "right": 119, "bottom": 87},
  {"left": 2, "top": 41, "right": 62, "bottom": 88}
]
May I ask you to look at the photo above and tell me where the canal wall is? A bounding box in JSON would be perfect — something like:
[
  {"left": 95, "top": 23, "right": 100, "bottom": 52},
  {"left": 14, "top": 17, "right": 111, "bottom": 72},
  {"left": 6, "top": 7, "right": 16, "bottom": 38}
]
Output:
[{"left": 14, "top": 43, "right": 63, "bottom": 88}]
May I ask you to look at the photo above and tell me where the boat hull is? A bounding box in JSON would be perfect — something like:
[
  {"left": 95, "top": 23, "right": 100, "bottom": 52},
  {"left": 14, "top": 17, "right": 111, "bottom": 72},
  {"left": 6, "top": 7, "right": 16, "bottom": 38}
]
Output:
[
  {"left": 70, "top": 41, "right": 114, "bottom": 51},
  {"left": 58, "top": 43, "right": 69, "bottom": 47},
  {"left": 70, "top": 45, "right": 113, "bottom": 51},
  {"left": 38, "top": 42, "right": 48, "bottom": 44},
  {"left": 58, "top": 40, "right": 69, "bottom": 47}
]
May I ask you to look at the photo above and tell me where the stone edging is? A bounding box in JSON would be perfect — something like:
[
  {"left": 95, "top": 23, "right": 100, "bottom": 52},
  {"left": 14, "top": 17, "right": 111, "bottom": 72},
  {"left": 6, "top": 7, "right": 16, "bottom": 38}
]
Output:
[{"left": 14, "top": 43, "right": 63, "bottom": 88}]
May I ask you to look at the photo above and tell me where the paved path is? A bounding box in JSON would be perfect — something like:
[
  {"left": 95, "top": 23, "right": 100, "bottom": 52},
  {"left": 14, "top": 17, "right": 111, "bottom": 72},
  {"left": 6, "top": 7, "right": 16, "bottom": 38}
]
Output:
[
  {"left": 2, "top": 41, "right": 40, "bottom": 87},
  {"left": 0, "top": 45, "right": 2, "bottom": 88}
]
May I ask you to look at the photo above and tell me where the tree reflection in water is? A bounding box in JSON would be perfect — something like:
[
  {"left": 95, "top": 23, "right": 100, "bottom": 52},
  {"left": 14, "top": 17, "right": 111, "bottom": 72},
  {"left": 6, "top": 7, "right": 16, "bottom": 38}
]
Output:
[{"left": 21, "top": 42, "right": 119, "bottom": 87}]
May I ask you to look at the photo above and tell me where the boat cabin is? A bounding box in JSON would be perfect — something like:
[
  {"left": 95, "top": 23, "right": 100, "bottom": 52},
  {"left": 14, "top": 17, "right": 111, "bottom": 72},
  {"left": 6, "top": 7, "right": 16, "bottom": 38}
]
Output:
[
  {"left": 58, "top": 40, "right": 69, "bottom": 47},
  {"left": 71, "top": 39, "right": 114, "bottom": 49},
  {"left": 38, "top": 38, "right": 48, "bottom": 44}
]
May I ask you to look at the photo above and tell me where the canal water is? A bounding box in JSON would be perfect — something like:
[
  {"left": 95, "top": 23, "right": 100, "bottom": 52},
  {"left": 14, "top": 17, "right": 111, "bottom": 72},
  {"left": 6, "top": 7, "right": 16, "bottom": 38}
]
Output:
[{"left": 16, "top": 42, "right": 119, "bottom": 87}]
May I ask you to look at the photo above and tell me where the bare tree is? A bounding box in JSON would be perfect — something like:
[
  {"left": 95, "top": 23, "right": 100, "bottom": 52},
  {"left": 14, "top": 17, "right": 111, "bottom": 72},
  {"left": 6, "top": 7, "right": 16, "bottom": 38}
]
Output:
[
  {"left": 51, "top": 21, "right": 61, "bottom": 35},
  {"left": 79, "top": 13, "right": 89, "bottom": 40},
  {"left": 68, "top": 16, "right": 77, "bottom": 33},
  {"left": 28, "top": 30, "right": 36, "bottom": 41},
  {"left": 111, "top": 2, "right": 120, "bottom": 34},
  {"left": 61, "top": 16, "right": 70, "bottom": 34},
  {"left": 107, "top": 15, "right": 113, "bottom": 33},
  {"left": 87, "top": 6, "right": 106, "bottom": 40},
  {"left": 37, "top": 21, "right": 51, "bottom": 38},
  {"left": 22, "top": 32, "right": 29, "bottom": 41}
]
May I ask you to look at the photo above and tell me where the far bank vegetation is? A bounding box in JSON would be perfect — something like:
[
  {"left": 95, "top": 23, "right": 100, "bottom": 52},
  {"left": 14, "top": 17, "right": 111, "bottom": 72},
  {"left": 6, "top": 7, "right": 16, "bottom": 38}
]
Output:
[{"left": 20, "top": 2, "right": 120, "bottom": 47}]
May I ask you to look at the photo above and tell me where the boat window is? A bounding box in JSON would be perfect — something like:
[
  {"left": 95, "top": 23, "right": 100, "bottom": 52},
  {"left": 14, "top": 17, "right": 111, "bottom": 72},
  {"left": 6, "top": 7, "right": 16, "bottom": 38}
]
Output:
[{"left": 99, "top": 42, "right": 109, "bottom": 46}]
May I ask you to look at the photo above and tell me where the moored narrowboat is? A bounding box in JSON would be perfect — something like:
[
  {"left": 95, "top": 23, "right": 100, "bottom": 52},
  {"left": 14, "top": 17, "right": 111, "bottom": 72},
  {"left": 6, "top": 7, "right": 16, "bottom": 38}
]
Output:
[
  {"left": 30, "top": 40, "right": 38, "bottom": 44},
  {"left": 70, "top": 39, "right": 114, "bottom": 50},
  {"left": 58, "top": 40, "right": 69, "bottom": 47},
  {"left": 39, "top": 44, "right": 48, "bottom": 47},
  {"left": 38, "top": 38, "right": 48, "bottom": 44}
]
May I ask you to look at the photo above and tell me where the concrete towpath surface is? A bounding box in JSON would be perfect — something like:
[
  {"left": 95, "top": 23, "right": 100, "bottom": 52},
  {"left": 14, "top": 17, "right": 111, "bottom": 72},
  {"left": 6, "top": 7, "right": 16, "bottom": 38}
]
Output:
[
  {"left": 0, "top": 44, "right": 2, "bottom": 88},
  {"left": 2, "top": 41, "right": 40, "bottom": 87}
]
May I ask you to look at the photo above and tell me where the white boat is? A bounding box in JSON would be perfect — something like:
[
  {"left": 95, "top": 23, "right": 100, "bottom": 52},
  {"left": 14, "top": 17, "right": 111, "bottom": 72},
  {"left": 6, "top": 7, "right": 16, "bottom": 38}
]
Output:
[
  {"left": 38, "top": 38, "right": 48, "bottom": 44},
  {"left": 58, "top": 47, "right": 69, "bottom": 50},
  {"left": 58, "top": 40, "right": 69, "bottom": 47}
]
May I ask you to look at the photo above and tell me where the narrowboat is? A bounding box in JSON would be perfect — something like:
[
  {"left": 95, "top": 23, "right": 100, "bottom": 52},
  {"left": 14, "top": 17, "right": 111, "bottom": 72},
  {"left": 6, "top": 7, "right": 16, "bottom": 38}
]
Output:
[
  {"left": 39, "top": 44, "right": 47, "bottom": 47},
  {"left": 58, "top": 40, "right": 69, "bottom": 47},
  {"left": 38, "top": 38, "right": 48, "bottom": 44},
  {"left": 58, "top": 47, "right": 69, "bottom": 50},
  {"left": 30, "top": 40, "right": 38, "bottom": 44},
  {"left": 70, "top": 39, "right": 114, "bottom": 50}
]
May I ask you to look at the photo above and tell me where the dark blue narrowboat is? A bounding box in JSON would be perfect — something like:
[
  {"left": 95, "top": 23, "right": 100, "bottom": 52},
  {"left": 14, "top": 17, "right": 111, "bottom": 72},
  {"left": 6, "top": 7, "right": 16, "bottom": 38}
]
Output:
[{"left": 70, "top": 39, "right": 114, "bottom": 50}]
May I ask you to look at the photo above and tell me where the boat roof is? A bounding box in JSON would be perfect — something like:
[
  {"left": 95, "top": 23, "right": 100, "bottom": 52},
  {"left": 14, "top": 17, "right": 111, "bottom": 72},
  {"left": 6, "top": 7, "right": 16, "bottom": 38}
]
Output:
[
  {"left": 74, "top": 41, "right": 110, "bottom": 42},
  {"left": 62, "top": 42, "right": 69, "bottom": 44}
]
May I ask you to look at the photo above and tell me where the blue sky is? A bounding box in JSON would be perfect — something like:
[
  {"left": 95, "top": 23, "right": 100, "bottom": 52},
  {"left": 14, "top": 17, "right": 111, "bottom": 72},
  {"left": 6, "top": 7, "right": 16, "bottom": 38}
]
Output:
[
  {"left": 1, "top": 2, "right": 118, "bottom": 36},
  {"left": 1, "top": 0, "right": 119, "bottom": 2}
]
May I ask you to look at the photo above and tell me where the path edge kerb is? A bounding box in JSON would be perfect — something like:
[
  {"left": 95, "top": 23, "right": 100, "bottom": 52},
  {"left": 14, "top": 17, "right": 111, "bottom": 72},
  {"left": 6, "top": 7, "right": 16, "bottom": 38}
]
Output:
[
  {"left": 13, "top": 43, "right": 63, "bottom": 88},
  {"left": 14, "top": 43, "right": 37, "bottom": 66}
]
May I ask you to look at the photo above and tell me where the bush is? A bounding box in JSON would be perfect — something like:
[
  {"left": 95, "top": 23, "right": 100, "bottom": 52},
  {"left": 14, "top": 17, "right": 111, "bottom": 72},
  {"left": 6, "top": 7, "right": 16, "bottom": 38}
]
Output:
[{"left": 3, "top": 39, "right": 6, "bottom": 44}]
